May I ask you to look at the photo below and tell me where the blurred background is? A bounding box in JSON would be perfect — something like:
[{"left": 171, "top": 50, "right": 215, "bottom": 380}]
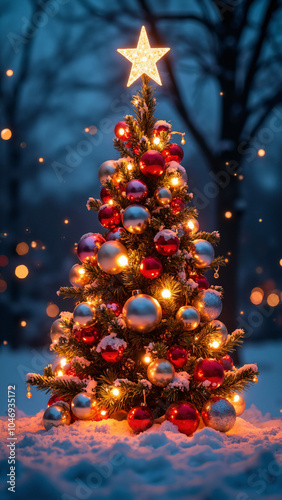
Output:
[{"left": 0, "top": 0, "right": 281, "bottom": 415}]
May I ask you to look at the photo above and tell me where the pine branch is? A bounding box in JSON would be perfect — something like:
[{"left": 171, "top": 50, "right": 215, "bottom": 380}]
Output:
[{"left": 27, "top": 374, "right": 86, "bottom": 398}]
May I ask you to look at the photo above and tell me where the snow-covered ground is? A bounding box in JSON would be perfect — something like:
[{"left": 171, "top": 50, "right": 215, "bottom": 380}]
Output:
[{"left": 0, "top": 342, "right": 281, "bottom": 500}]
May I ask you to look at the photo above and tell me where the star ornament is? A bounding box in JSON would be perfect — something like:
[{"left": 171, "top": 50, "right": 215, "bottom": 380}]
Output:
[{"left": 117, "top": 26, "right": 170, "bottom": 87}]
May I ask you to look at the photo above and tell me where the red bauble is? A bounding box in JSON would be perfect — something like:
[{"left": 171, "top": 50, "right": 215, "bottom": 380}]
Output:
[
  {"left": 194, "top": 359, "right": 224, "bottom": 389},
  {"left": 167, "top": 345, "right": 189, "bottom": 369},
  {"left": 126, "top": 179, "right": 148, "bottom": 203},
  {"left": 106, "top": 227, "right": 125, "bottom": 241},
  {"left": 154, "top": 230, "right": 180, "bottom": 256},
  {"left": 127, "top": 406, "right": 154, "bottom": 433},
  {"left": 106, "top": 301, "right": 122, "bottom": 317},
  {"left": 165, "top": 401, "right": 200, "bottom": 436},
  {"left": 80, "top": 325, "right": 101, "bottom": 346},
  {"left": 101, "top": 344, "right": 124, "bottom": 362},
  {"left": 153, "top": 122, "right": 171, "bottom": 137},
  {"left": 47, "top": 394, "right": 71, "bottom": 408},
  {"left": 92, "top": 407, "right": 109, "bottom": 422},
  {"left": 190, "top": 273, "right": 209, "bottom": 290},
  {"left": 98, "top": 205, "right": 121, "bottom": 229},
  {"left": 218, "top": 355, "right": 234, "bottom": 372},
  {"left": 114, "top": 120, "right": 130, "bottom": 140},
  {"left": 162, "top": 143, "right": 184, "bottom": 163},
  {"left": 64, "top": 366, "right": 84, "bottom": 379},
  {"left": 77, "top": 233, "right": 105, "bottom": 264},
  {"left": 171, "top": 198, "right": 185, "bottom": 215},
  {"left": 140, "top": 257, "right": 163, "bottom": 279},
  {"left": 100, "top": 187, "right": 113, "bottom": 205},
  {"left": 139, "top": 150, "right": 165, "bottom": 178}
]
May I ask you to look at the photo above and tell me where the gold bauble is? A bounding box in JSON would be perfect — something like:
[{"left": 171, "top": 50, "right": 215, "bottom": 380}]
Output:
[
  {"left": 154, "top": 187, "right": 172, "bottom": 206},
  {"left": 176, "top": 306, "right": 200, "bottom": 331},
  {"left": 193, "top": 290, "right": 222, "bottom": 321},
  {"left": 98, "top": 160, "right": 116, "bottom": 184},
  {"left": 122, "top": 205, "right": 151, "bottom": 234},
  {"left": 147, "top": 358, "right": 175, "bottom": 387},
  {"left": 228, "top": 393, "right": 246, "bottom": 417},
  {"left": 97, "top": 241, "right": 128, "bottom": 274},
  {"left": 122, "top": 293, "right": 162, "bottom": 333},
  {"left": 69, "top": 264, "right": 85, "bottom": 287}
]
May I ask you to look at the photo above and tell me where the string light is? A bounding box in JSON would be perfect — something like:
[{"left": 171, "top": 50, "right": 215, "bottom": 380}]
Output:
[
  {"left": 153, "top": 137, "right": 160, "bottom": 145},
  {"left": 144, "top": 356, "right": 151, "bottom": 364},
  {"left": 210, "top": 340, "right": 220, "bottom": 349},
  {"left": 171, "top": 177, "right": 179, "bottom": 187},
  {"left": 238, "top": 174, "right": 244, "bottom": 180},
  {"left": 60, "top": 358, "right": 67, "bottom": 367},
  {"left": 161, "top": 289, "right": 171, "bottom": 299},
  {"left": 57, "top": 370, "right": 63, "bottom": 377},
  {"left": 108, "top": 199, "right": 114, "bottom": 205},
  {"left": 15, "top": 265, "right": 29, "bottom": 279},
  {"left": 100, "top": 410, "right": 107, "bottom": 416},
  {"left": 112, "top": 388, "right": 120, "bottom": 396},
  {"left": 258, "top": 218, "right": 262, "bottom": 222},
  {"left": 1, "top": 128, "right": 12, "bottom": 140},
  {"left": 64, "top": 219, "right": 69, "bottom": 224},
  {"left": 31, "top": 241, "right": 37, "bottom": 248},
  {"left": 258, "top": 149, "right": 265, "bottom": 157},
  {"left": 253, "top": 375, "right": 258, "bottom": 383},
  {"left": 127, "top": 163, "right": 133, "bottom": 171},
  {"left": 0, "top": 255, "right": 9, "bottom": 266},
  {"left": 117, "top": 255, "right": 128, "bottom": 267}
]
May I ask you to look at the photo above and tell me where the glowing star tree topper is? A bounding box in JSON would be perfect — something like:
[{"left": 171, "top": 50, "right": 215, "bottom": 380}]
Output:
[{"left": 117, "top": 26, "right": 170, "bottom": 87}]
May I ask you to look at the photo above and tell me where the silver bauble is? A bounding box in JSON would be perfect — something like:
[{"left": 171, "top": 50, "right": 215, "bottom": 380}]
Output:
[
  {"left": 43, "top": 402, "right": 71, "bottom": 430},
  {"left": 228, "top": 393, "right": 246, "bottom": 417},
  {"left": 147, "top": 359, "right": 175, "bottom": 387},
  {"left": 192, "top": 239, "right": 215, "bottom": 268},
  {"left": 73, "top": 302, "right": 96, "bottom": 327},
  {"left": 97, "top": 241, "right": 128, "bottom": 274},
  {"left": 50, "top": 318, "right": 66, "bottom": 344},
  {"left": 202, "top": 397, "right": 236, "bottom": 432},
  {"left": 71, "top": 392, "right": 97, "bottom": 420},
  {"left": 193, "top": 290, "right": 222, "bottom": 321},
  {"left": 123, "top": 293, "right": 162, "bottom": 333},
  {"left": 122, "top": 205, "right": 151, "bottom": 234},
  {"left": 209, "top": 320, "right": 228, "bottom": 344},
  {"left": 69, "top": 264, "right": 85, "bottom": 287},
  {"left": 176, "top": 306, "right": 200, "bottom": 331},
  {"left": 154, "top": 187, "right": 172, "bottom": 206},
  {"left": 98, "top": 160, "right": 116, "bottom": 185}
]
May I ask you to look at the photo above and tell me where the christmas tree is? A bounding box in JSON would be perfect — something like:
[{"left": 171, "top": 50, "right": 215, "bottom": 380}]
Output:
[{"left": 27, "top": 27, "right": 258, "bottom": 435}]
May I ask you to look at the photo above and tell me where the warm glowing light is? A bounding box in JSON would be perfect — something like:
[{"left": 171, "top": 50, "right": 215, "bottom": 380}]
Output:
[
  {"left": 181, "top": 136, "right": 185, "bottom": 145},
  {"left": 0, "top": 279, "right": 7, "bottom": 293},
  {"left": 20, "top": 142, "right": 26, "bottom": 148},
  {"left": 15, "top": 265, "right": 29, "bottom": 279},
  {"left": 258, "top": 218, "right": 262, "bottom": 222},
  {"left": 16, "top": 242, "right": 29, "bottom": 255},
  {"left": 84, "top": 127, "right": 89, "bottom": 132},
  {"left": 185, "top": 217, "right": 199, "bottom": 235},
  {"left": 219, "top": 91, "right": 224, "bottom": 96},
  {"left": 250, "top": 287, "right": 264, "bottom": 305},
  {"left": 31, "top": 241, "right": 37, "bottom": 248},
  {"left": 117, "top": 26, "right": 170, "bottom": 86},
  {"left": 78, "top": 268, "right": 85, "bottom": 276},
  {"left": 256, "top": 266, "right": 263, "bottom": 274},
  {"left": 161, "top": 289, "right": 171, "bottom": 299},
  {"left": 46, "top": 303, "right": 60, "bottom": 317},
  {"left": 117, "top": 256, "right": 128, "bottom": 267},
  {"left": 238, "top": 174, "right": 244, "bottom": 180},
  {"left": 64, "top": 219, "right": 69, "bottom": 224},
  {"left": 38, "top": 157, "right": 44, "bottom": 163},
  {"left": 211, "top": 340, "right": 220, "bottom": 349},
  {"left": 144, "top": 356, "right": 151, "bottom": 364},
  {"left": 112, "top": 388, "right": 120, "bottom": 396},
  {"left": 57, "top": 370, "right": 63, "bottom": 377},
  {"left": 171, "top": 177, "right": 179, "bottom": 186},
  {"left": 6, "top": 69, "right": 13, "bottom": 76},
  {"left": 253, "top": 375, "right": 258, "bottom": 383},
  {"left": 108, "top": 199, "right": 114, "bottom": 205},
  {"left": 279, "top": 259, "right": 282, "bottom": 267},
  {"left": 225, "top": 211, "right": 232, "bottom": 219},
  {"left": 153, "top": 137, "right": 160, "bottom": 145},
  {"left": 60, "top": 358, "right": 67, "bottom": 367},
  {"left": 118, "top": 127, "right": 125, "bottom": 136},
  {"left": 101, "top": 410, "right": 107, "bottom": 416},
  {"left": 3, "top": 340, "right": 8, "bottom": 345},
  {"left": 21, "top": 320, "right": 27, "bottom": 327},
  {"left": 240, "top": 311, "right": 244, "bottom": 315},
  {"left": 233, "top": 394, "right": 240, "bottom": 402},
  {"left": 127, "top": 163, "right": 133, "bottom": 170},
  {"left": 89, "top": 126, "right": 97, "bottom": 135},
  {"left": 0, "top": 255, "right": 9, "bottom": 266},
  {"left": 267, "top": 293, "right": 279, "bottom": 307},
  {"left": 258, "top": 149, "right": 265, "bottom": 157},
  {"left": 1, "top": 128, "right": 12, "bottom": 140}
]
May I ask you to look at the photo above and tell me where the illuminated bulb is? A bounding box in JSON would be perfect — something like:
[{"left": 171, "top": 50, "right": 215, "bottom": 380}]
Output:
[
  {"left": 38, "top": 157, "right": 44, "bottom": 163},
  {"left": 240, "top": 311, "right": 244, "bottom": 315},
  {"left": 153, "top": 137, "right": 160, "bottom": 145},
  {"left": 259, "top": 218, "right": 262, "bottom": 222},
  {"left": 233, "top": 394, "right": 240, "bottom": 402},
  {"left": 253, "top": 375, "right": 258, "bottom": 383},
  {"left": 100, "top": 410, "right": 107, "bottom": 416},
  {"left": 117, "top": 256, "right": 128, "bottom": 267},
  {"left": 181, "top": 136, "right": 185, "bottom": 145},
  {"left": 258, "top": 149, "right": 265, "bottom": 157},
  {"left": 225, "top": 211, "right": 232, "bottom": 219},
  {"left": 64, "top": 219, "right": 69, "bottom": 224},
  {"left": 108, "top": 199, "right": 114, "bottom": 205},
  {"left": 60, "top": 358, "right": 67, "bottom": 367},
  {"left": 15, "top": 265, "right": 29, "bottom": 279},
  {"left": 6, "top": 69, "right": 13, "bottom": 76},
  {"left": 27, "top": 392, "right": 32, "bottom": 399},
  {"left": 3, "top": 340, "right": 8, "bottom": 345},
  {"left": 171, "top": 177, "right": 179, "bottom": 187},
  {"left": 21, "top": 320, "right": 27, "bottom": 327},
  {"left": 85, "top": 127, "right": 89, "bottom": 132},
  {"left": 144, "top": 356, "right": 151, "bottom": 364},
  {"left": 1, "top": 128, "right": 12, "bottom": 140},
  {"left": 119, "top": 127, "right": 125, "bottom": 136},
  {"left": 57, "top": 370, "right": 63, "bottom": 377},
  {"left": 112, "top": 388, "right": 120, "bottom": 396},
  {"left": 161, "top": 289, "right": 171, "bottom": 299},
  {"left": 127, "top": 163, "right": 133, "bottom": 171},
  {"left": 219, "top": 91, "right": 224, "bottom": 96},
  {"left": 78, "top": 268, "right": 85, "bottom": 275},
  {"left": 211, "top": 340, "right": 220, "bottom": 349},
  {"left": 31, "top": 241, "right": 37, "bottom": 248}
]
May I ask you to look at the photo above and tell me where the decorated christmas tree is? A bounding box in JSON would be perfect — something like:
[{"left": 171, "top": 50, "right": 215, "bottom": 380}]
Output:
[{"left": 27, "top": 27, "right": 258, "bottom": 435}]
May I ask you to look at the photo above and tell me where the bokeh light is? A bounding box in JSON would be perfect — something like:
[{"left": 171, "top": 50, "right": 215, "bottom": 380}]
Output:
[
  {"left": 46, "top": 303, "right": 60, "bottom": 317},
  {"left": 16, "top": 242, "right": 29, "bottom": 255},
  {"left": 225, "top": 211, "right": 232, "bottom": 219},
  {"left": 267, "top": 293, "right": 279, "bottom": 307},
  {"left": 258, "top": 149, "right": 265, "bottom": 157},
  {"left": 0, "top": 255, "right": 9, "bottom": 267},
  {"left": 15, "top": 265, "right": 29, "bottom": 279},
  {"left": 6, "top": 69, "right": 13, "bottom": 76},
  {"left": 38, "top": 157, "right": 44, "bottom": 163},
  {"left": 0, "top": 279, "right": 7, "bottom": 293},
  {"left": 250, "top": 287, "right": 264, "bottom": 305},
  {"left": 1, "top": 128, "right": 12, "bottom": 140}
]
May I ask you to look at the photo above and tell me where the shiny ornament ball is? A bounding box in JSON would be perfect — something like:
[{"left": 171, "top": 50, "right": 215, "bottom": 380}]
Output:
[
  {"left": 98, "top": 204, "right": 121, "bottom": 229},
  {"left": 97, "top": 241, "right": 128, "bottom": 274},
  {"left": 114, "top": 120, "right": 130, "bottom": 140},
  {"left": 77, "top": 233, "right": 105, "bottom": 264},
  {"left": 127, "top": 406, "right": 154, "bottom": 433},
  {"left": 139, "top": 150, "right": 165, "bottom": 178},
  {"left": 50, "top": 318, "right": 66, "bottom": 344},
  {"left": 101, "top": 344, "right": 124, "bottom": 362},
  {"left": 171, "top": 198, "right": 185, "bottom": 215},
  {"left": 122, "top": 205, "right": 151, "bottom": 234},
  {"left": 71, "top": 392, "right": 97, "bottom": 420},
  {"left": 123, "top": 293, "right": 162, "bottom": 333},
  {"left": 140, "top": 257, "right": 163, "bottom": 279},
  {"left": 147, "top": 358, "right": 175, "bottom": 387},
  {"left": 100, "top": 186, "right": 113, "bottom": 204},
  {"left": 192, "top": 239, "right": 215, "bottom": 268},
  {"left": 154, "top": 230, "right": 180, "bottom": 256},
  {"left": 106, "top": 301, "right": 122, "bottom": 317},
  {"left": 218, "top": 355, "right": 234, "bottom": 372},
  {"left": 43, "top": 402, "right": 71, "bottom": 430},
  {"left": 162, "top": 143, "right": 184, "bottom": 163},
  {"left": 126, "top": 179, "right": 148, "bottom": 203},
  {"left": 190, "top": 273, "right": 209, "bottom": 290},
  {"left": 165, "top": 401, "right": 200, "bottom": 436},
  {"left": 167, "top": 161, "right": 187, "bottom": 188},
  {"left": 80, "top": 325, "right": 101, "bottom": 346},
  {"left": 69, "top": 264, "right": 85, "bottom": 287},
  {"left": 153, "top": 121, "right": 171, "bottom": 137},
  {"left": 193, "top": 290, "right": 222, "bottom": 321},
  {"left": 73, "top": 302, "right": 96, "bottom": 327},
  {"left": 228, "top": 393, "right": 246, "bottom": 417},
  {"left": 106, "top": 227, "right": 125, "bottom": 241},
  {"left": 98, "top": 160, "right": 116, "bottom": 185},
  {"left": 210, "top": 320, "right": 228, "bottom": 337},
  {"left": 194, "top": 359, "right": 224, "bottom": 389},
  {"left": 176, "top": 306, "right": 200, "bottom": 331},
  {"left": 167, "top": 345, "right": 189, "bottom": 369},
  {"left": 154, "top": 186, "right": 172, "bottom": 206},
  {"left": 183, "top": 217, "right": 199, "bottom": 235},
  {"left": 202, "top": 397, "right": 236, "bottom": 432}
]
